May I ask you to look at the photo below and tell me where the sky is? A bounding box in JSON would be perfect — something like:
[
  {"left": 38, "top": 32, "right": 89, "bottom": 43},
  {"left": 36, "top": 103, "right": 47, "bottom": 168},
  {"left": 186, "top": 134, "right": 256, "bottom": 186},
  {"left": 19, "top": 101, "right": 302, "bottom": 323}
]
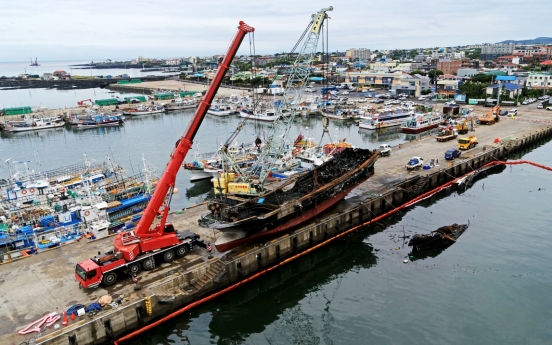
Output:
[{"left": 1, "top": 0, "right": 550, "bottom": 62}]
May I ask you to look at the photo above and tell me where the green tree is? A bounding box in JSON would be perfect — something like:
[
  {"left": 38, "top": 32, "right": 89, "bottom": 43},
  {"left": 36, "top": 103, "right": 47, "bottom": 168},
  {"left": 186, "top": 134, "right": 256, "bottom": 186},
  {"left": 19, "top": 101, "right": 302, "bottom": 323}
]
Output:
[
  {"left": 410, "top": 69, "right": 426, "bottom": 76},
  {"left": 428, "top": 69, "right": 444, "bottom": 84}
]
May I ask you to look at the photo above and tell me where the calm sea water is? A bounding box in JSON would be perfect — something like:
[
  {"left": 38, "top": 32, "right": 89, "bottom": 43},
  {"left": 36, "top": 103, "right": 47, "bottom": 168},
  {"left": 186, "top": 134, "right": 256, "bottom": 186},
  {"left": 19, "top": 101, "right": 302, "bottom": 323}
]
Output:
[
  {"left": 131, "top": 140, "right": 551, "bottom": 345},
  {"left": 0, "top": 60, "right": 175, "bottom": 108}
]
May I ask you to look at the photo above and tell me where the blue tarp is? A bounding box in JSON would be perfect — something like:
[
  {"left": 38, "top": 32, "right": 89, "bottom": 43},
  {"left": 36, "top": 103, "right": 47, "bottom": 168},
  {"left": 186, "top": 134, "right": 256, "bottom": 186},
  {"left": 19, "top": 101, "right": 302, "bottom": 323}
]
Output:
[
  {"left": 107, "top": 194, "right": 152, "bottom": 213},
  {"left": 309, "top": 77, "right": 325, "bottom": 81},
  {"left": 40, "top": 215, "right": 55, "bottom": 227},
  {"left": 496, "top": 76, "right": 516, "bottom": 81}
]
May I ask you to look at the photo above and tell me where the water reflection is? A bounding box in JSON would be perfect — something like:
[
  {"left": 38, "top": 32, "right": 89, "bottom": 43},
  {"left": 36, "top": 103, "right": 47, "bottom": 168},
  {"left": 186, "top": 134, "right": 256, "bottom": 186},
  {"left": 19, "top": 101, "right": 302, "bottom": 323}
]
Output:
[
  {"left": 358, "top": 127, "right": 402, "bottom": 143},
  {"left": 0, "top": 127, "right": 64, "bottom": 139}
]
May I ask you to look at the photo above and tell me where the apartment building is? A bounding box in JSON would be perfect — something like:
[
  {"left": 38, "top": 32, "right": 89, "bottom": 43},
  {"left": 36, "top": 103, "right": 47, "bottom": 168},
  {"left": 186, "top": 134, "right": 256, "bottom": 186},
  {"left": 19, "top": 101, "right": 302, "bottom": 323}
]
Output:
[
  {"left": 346, "top": 48, "right": 371, "bottom": 61},
  {"left": 526, "top": 72, "right": 552, "bottom": 88},
  {"left": 437, "top": 59, "right": 462, "bottom": 75},
  {"left": 344, "top": 71, "right": 429, "bottom": 96},
  {"left": 480, "top": 43, "right": 515, "bottom": 61}
]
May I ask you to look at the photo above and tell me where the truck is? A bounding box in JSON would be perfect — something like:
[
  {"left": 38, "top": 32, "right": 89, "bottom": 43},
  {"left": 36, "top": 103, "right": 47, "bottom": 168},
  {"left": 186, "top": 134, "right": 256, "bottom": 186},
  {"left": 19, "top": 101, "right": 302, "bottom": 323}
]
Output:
[
  {"left": 378, "top": 144, "right": 392, "bottom": 156},
  {"left": 406, "top": 157, "right": 424, "bottom": 170},
  {"left": 74, "top": 21, "right": 256, "bottom": 289},
  {"left": 458, "top": 136, "right": 478, "bottom": 150},
  {"left": 435, "top": 128, "right": 458, "bottom": 142}
]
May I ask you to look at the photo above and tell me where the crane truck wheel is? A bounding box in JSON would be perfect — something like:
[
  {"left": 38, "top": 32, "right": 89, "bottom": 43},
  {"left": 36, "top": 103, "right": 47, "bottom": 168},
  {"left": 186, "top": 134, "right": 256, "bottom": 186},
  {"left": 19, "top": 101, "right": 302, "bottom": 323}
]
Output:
[
  {"left": 176, "top": 246, "right": 189, "bottom": 257},
  {"left": 142, "top": 258, "right": 155, "bottom": 270},
  {"left": 163, "top": 250, "right": 176, "bottom": 263},
  {"left": 128, "top": 263, "right": 141, "bottom": 275},
  {"left": 102, "top": 272, "right": 117, "bottom": 286}
]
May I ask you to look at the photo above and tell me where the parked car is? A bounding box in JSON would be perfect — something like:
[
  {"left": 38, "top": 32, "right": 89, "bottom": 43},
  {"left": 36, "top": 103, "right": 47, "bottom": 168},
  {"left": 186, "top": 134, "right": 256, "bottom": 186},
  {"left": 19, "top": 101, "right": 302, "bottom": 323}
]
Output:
[
  {"left": 547, "top": 106, "right": 552, "bottom": 111},
  {"left": 368, "top": 88, "right": 375, "bottom": 92},
  {"left": 444, "top": 148, "right": 461, "bottom": 160},
  {"left": 406, "top": 157, "right": 424, "bottom": 170},
  {"left": 499, "top": 110, "right": 508, "bottom": 116},
  {"left": 537, "top": 103, "right": 544, "bottom": 109},
  {"left": 508, "top": 109, "right": 517, "bottom": 116},
  {"left": 522, "top": 100, "right": 529, "bottom": 105},
  {"left": 379, "top": 144, "right": 392, "bottom": 157}
]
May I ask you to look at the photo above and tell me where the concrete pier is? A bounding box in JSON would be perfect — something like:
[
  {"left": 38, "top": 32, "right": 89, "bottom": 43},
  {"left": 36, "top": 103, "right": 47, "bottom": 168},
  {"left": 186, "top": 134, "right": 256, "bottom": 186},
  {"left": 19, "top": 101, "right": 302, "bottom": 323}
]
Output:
[{"left": 1, "top": 111, "right": 552, "bottom": 345}]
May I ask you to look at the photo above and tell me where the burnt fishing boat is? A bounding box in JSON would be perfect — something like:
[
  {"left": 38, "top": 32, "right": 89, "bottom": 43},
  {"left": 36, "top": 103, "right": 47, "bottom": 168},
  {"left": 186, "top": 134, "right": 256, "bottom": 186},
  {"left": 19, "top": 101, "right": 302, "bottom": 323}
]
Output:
[
  {"left": 408, "top": 222, "right": 469, "bottom": 252},
  {"left": 199, "top": 148, "right": 378, "bottom": 252}
]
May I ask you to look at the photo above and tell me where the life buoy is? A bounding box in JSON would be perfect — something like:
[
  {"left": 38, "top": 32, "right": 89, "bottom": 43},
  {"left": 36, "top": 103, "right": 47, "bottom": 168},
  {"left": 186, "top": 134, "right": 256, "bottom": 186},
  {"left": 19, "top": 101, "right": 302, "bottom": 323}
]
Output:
[
  {"left": 29, "top": 188, "right": 35, "bottom": 193},
  {"left": 21, "top": 190, "right": 27, "bottom": 195},
  {"left": 84, "top": 210, "right": 91, "bottom": 217}
]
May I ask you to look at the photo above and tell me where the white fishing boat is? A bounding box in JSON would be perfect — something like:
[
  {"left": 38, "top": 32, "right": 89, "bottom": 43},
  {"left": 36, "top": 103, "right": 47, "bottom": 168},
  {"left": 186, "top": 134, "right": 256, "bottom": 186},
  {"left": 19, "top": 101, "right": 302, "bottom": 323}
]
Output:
[
  {"left": 358, "top": 106, "right": 414, "bottom": 130},
  {"left": 401, "top": 113, "right": 443, "bottom": 133},
  {"left": 123, "top": 104, "right": 165, "bottom": 116},
  {"left": 164, "top": 98, "right": 197, "bottom": 111},
  {"left": 3, "top": 116, "right": 64, "bottom": 132},
  {"left": 239, "top": 109, "right": 278, "bottom": 122},
  {"left": 207, "top": 103, "right": 238, "bottom": 116}
]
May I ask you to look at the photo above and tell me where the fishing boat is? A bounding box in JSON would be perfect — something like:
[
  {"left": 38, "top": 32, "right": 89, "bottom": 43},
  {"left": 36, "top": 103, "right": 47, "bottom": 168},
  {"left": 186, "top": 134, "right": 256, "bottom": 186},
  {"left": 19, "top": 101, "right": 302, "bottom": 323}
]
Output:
[
  {"left": 401, "top": 113, "right": 442, "bottom": 133},
  {"left": 358, "top": 107, "right": 414, "bottom": 130},
  {"left": 239, "top": 108, "right": 279, "bottom": 122},
  {"left": 207, "top": 102, "right": 239, "bottom": 116},
  {"left": 408, "top": 222, "right": 469, "bottom": 252},
  {"left": 164, "top": 98, "right": 197, "bottom": 111},
  {"left": 123, "top": 104, "right": 165, "bottom": 116},
  {"left": 3, "top": 116, "right": 64, "bottom": 132},
  {"left": 199, "top": 148, "right": 379, "bottom": 252},
  {"left": 321, "top": 107, "right": 362, "bottom": 120},
  {"left": 76, "top": 114, "right": 124, "bottom": 129}
]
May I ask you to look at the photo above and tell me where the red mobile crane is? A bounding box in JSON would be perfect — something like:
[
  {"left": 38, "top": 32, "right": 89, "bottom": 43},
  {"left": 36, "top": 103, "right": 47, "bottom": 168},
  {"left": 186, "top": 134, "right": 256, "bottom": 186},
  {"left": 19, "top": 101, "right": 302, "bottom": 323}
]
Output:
[{"left": 75, "top": 21, "right": 255, "bottom": 288}]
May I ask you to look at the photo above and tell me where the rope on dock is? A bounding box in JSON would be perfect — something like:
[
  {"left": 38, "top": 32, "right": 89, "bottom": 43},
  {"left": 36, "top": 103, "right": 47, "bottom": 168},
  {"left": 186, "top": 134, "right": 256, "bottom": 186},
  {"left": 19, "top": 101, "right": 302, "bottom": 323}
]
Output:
[{"left": 113, "top": 158, "right": 552, "bottom": 344}]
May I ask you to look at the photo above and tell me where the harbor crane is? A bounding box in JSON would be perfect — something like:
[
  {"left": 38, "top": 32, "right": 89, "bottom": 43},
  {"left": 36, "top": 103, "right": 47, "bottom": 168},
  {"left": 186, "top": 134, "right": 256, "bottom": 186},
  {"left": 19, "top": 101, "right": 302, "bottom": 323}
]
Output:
[{"left": 75, "top": 21, "right": 255, "bottom": 288}]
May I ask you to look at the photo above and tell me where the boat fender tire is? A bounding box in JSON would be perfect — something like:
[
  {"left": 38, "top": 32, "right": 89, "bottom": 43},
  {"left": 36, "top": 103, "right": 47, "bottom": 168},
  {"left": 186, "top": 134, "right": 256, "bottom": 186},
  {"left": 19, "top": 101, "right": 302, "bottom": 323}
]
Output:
[
  {"left": 29, "top": 188, "right": 35, "bottom": 193},
  {"left": 21, "top": 190, "right": 27, "bottom": 195},
  {"left": 84, "top": 210, "right": 91, "bottom": 217}
]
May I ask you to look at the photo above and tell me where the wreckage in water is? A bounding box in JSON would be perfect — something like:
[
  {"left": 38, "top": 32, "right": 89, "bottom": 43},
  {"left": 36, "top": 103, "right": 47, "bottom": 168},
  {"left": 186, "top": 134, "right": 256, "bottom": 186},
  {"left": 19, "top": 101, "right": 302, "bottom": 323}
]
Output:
[
  {"left": 408, "top": 222, "right": 469, "bottom": 252},
  {"left": 199, "top": 148, "right": 378, "bottom": 252}
]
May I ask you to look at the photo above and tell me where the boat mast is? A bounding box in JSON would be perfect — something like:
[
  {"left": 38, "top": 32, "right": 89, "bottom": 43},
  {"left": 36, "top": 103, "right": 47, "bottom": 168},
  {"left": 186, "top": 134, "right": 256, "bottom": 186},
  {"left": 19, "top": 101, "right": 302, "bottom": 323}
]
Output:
[{"left": 232, "top": 7, "right": 333, "bottom": 191}]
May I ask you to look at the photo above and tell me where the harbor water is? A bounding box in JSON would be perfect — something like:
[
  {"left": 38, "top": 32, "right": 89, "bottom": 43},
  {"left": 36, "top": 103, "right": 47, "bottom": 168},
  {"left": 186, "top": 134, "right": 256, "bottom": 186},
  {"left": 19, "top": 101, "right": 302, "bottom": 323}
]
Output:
[
  {"left": 0, "top": 110, "right": 413, "bottom": 210},
  {"left": 133, "top": 140, "right": 552, "bottom": 345}
]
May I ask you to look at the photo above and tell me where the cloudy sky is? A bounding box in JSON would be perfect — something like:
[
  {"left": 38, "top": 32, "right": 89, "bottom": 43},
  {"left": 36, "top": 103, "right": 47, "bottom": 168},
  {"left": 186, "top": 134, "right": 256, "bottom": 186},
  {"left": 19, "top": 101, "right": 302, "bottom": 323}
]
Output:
[{"left": 1, "top": 0, "right": 550, "bottom": 62}]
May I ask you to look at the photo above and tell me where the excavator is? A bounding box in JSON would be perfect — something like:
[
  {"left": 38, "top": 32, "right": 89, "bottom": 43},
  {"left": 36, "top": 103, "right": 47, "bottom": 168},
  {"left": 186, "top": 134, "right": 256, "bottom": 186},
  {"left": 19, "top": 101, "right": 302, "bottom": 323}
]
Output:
[
  {"left": 454, "top": 117, "right": 474, "bottom": 134},
  {"left": 77, "top": 99, "right": 93, "bottom": 107},
  {"left": 74, "top": 21, "right": 255, "bottom": 288},
  {"left": 478, "top": 105, "right": 500, "bottom": 125}
]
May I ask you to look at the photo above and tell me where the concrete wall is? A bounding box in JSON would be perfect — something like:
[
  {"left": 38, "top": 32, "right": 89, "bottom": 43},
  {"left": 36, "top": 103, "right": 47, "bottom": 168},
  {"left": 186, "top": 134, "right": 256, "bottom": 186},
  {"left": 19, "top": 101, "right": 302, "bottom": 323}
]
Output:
[{"left": 40, "top": 126, "right": 552, "bottom": 345}]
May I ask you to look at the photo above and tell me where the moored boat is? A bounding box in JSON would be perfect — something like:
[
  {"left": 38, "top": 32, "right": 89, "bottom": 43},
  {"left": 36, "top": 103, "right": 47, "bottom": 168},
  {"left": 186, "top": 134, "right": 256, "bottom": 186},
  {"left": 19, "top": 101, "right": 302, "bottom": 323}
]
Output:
[
  {"left": 199, "top": 148, "right": 379, "bottom": 252},
  {"left": 164, "top": 98, "right": 197, "bottom": 111},
  {"left": 401, "top": 113, "right": 442, "bottom": 133},
  {"left": 76, "top": 114, "right": 124, "bottom": 129},
  {"left": 123, "top": 104, "right": 165, "bottom": 116},
  {"left": 3, "top": 116, "right": 64, "bottom": 132},
  {"left": 358, "top": 106, "right": 414, "bottom": 130}
]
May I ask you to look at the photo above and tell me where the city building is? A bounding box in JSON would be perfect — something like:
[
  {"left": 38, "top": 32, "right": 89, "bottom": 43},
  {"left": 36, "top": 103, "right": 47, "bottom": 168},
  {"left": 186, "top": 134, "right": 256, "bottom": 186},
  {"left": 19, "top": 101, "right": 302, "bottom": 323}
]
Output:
[
  {"left": 480, "top": 43, "right": 515, "bottom": 61},
  {"left": 457, "top": 68, "right": 478, "bottom": 78},
  {"left": 437, "top": 59, "right": 462, "bottom": 75},
  {"left": 345, "top": 48, "right": 371, "bottom": 61},
  {"left": 526, "top": 72, "right": 552, "bottom": 88},
  {"left": 344, "top": 71, "right": 430, "bottom": 96},
  {"left": 165, "top": 58, "right": 182, "bottom": 66},
  {"left": 436, "top": 74, "right": 462, "bottom": 97}
]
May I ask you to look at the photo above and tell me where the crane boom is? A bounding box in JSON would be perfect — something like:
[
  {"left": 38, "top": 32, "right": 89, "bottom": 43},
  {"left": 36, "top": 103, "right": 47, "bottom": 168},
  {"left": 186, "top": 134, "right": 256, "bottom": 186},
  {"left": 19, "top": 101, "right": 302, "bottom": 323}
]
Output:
[
  {"left": 113, "top": 21, "right": 254, "bottom": 259},
  {"left": 233, "top": 7, "right": 332, "bottom": 190}
]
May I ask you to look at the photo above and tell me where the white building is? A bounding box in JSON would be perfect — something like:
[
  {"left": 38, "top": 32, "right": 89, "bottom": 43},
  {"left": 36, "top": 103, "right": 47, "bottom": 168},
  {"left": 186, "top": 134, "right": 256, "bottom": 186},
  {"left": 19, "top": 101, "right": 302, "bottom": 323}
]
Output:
[
  {"left": 480, "top": 43, "right": 515, "bottom": 60},
  {"left": 526, "top": 72, "right": 552, "bottom": 88}
]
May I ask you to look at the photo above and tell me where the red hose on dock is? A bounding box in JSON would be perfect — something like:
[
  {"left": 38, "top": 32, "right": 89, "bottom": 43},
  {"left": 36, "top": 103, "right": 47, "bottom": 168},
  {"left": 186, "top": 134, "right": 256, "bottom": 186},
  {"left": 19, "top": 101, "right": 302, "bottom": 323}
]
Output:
[{"left": 114, "top": 159, "right": 552, "bottom": 344}]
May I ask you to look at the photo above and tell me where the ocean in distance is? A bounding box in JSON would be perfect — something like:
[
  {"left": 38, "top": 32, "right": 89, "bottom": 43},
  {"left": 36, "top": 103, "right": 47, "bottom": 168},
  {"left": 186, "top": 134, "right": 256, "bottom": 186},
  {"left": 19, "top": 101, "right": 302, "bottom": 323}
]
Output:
[
  {"left": 134, "top": 140, "right": 552, "bottom": 345},
  {"left": 0, "top": 59, "right": 171, "bottom": 109}
]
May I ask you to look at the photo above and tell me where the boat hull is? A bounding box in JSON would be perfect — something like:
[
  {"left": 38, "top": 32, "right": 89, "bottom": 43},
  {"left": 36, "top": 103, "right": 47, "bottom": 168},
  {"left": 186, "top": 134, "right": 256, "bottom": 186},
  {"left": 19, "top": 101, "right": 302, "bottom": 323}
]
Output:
[
  {"left": 4, "top": 122, "right": 64, "bottom": 132},
  {"left": 401, "top": 123, "right": 440, "bottom": 133},
  {"left": 214, "top": 182, "right": 362, "bottom": 251}
]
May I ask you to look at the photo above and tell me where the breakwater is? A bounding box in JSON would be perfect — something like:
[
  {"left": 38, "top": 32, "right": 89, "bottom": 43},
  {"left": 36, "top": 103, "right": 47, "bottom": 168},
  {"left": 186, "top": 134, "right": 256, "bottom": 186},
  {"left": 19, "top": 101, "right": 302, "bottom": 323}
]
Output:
[
  {"left": 0, "top": 76, "right": 169, "bottom": 90},
  {"left": 30, "top": 125, "right": 552, "bottom": 345}
]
